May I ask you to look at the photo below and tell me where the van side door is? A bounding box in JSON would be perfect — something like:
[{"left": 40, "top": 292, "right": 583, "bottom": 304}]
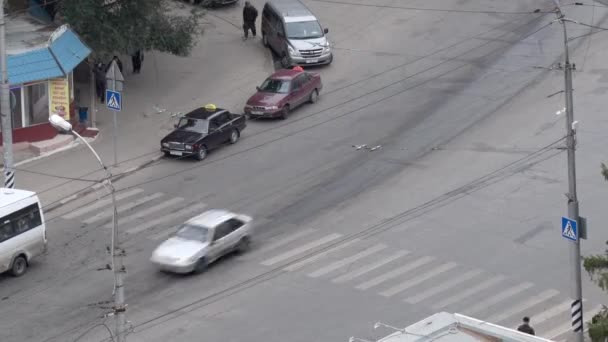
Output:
[{"left": 272, "top": 13, "right": 287, "bottom": 55}]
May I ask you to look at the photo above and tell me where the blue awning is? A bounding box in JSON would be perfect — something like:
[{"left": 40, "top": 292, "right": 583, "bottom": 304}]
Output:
[
  {"left": 8, "top": 25, "right": 91, "bottom": 85},
  {"left": 49, "top": 28, "right": 91, "bottom": 74}
]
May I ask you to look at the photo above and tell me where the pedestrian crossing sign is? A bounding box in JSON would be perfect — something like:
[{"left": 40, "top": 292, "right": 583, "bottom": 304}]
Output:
[
  {"left": 561, "top": 217, "right": 578, "bottom": 241},
  {"left": 106, "top": 90, "right": 122, "bottom": 111}
]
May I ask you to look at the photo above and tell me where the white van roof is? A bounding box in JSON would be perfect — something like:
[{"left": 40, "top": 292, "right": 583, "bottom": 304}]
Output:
[{"left": 0, "top": 188, "right": 37, "bottom": 207}]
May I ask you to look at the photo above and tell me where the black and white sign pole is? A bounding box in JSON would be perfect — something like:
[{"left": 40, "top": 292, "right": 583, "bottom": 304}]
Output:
[
  {"left": 553, "top": 2, "right": 584, "bottom": 341},
  {"left": 0, "top": 0, "right": 14, "bottom": 189}
]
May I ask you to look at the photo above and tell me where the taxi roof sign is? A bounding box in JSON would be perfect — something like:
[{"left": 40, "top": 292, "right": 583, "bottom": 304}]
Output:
[{"left": 204, "top": 104, "right": 217, "bottom": 111}]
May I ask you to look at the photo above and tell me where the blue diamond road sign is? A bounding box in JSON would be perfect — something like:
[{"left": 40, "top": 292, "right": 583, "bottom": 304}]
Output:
[
  {"left": 561, "top": 216, "right": 578, "bottom": 242},
  {"left": 106, "top": 90, "right": 121, "bottom": 111}
]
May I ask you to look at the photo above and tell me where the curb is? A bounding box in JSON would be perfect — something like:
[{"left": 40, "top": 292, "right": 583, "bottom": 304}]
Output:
[
  {"left": 11, "top": 134, "right": 99, "bottom": 168},
  {"left": 44, "top": 154, "right": 164, "bottom": 213}
]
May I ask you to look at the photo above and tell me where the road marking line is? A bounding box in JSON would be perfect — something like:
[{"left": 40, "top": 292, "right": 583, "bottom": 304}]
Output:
[
  {"left": 355, "top": 256, "right": 434, "bottom": 291},
  {"left": 380, "top": 262, "right": 458, "bottom": 297},
  {"left": 83, "top": 192, "right": 164, "bottom": 224},
  {"left": 256, "top": 228, "right": 316, "bottom": 255},
  {"left": 487, "top": 289, "right": 560, "bottom": 323},
  {"left": 529, "top": 299, "right": 577, "bottom": 327},
  {"left": 465, "top": 282, "right": 534, "bottom": 316},
  {"left": 332, "top": 250, "right": 409, "bottom": 284},
  {"left": 284, "top": 238, "right": 361, "bottom": 272},
  {"left": 307, "top": 244, "right": 387, "bottom": 278},
  {"left": 62, "top": 188, "right": 144, "bottom": 219},
  {"left": 125, "top": 203, "right": 207, "bottom": 235},
  {"left": 261, "top": 233, "right": 342, "bottom": 266},
  {"left": 147, "top": 225, "right": 180, "bottom": 241},
  {"left": 544, "top": 304, "right": 603, "bottom": 340},
  {"left": 404, "top": 269, "right": 483, "bottom": 304},
  {"left": 432, "top": 275, "right": 505, "bottom": 310},
  {"left": 105, "top": 197, "right": 185, "bottom": 228}
]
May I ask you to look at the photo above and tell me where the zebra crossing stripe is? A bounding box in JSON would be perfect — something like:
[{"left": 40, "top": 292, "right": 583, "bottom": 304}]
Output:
[
  {"left": 432, "top": 275, "right": 505, "bottom": 310},
  {"left": 572, "top": 299, "right": 583, "bottom": 332},
  {"left": 284, "top": 238, "right": 361, "bottom": 272},
  {"left": 544, "top": 304, "right": 602, "bottom": 340},
  {"left": 62, "top": 188, "right": 144, "bottom": 219},
  {"left": 404, "top": 269, "right": 483, "bottom": 304},
  {"left": 332, "top": 250, "right": 409, "bottom": 284},
  {"left": 307, "top": 244, "right": 386, "bottom": 278}
]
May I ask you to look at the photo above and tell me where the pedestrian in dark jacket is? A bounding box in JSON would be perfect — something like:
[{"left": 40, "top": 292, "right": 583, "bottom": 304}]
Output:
[
  {"left": 131, "top": 50, "right": 144, "bottom": 74},
  {"left": 517, "top": 317, "right": 535, "bottom": 336},
  {"left": 106, "top": 55, "right": 123, "bottom": 74},
  {"left": 94, "top": 62, "right": 106, "bottom": 103},
  {"left": 242, "top": 1, "right": 258, "bottom": 40}
]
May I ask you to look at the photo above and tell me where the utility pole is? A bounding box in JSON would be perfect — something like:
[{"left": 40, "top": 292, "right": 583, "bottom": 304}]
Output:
[
  {"left": 104, "top": 59, "right": 126, "bottom": 341},
  {"left": 90, "top": 60, "right": 96, "bottom": 128},
  {"left": 0, "top": 0, "right": 14, "bottom": 189},
  {"left": 553, "top": 2, "right": 584, "bottom": 342}
]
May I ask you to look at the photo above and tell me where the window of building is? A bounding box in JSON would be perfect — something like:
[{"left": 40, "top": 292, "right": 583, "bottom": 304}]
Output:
[
  {"left": 23, "top": 82, "right": 49, "bottom": 126},
  {"left": 9, "top": 86, "right": 22, "bottom": 128}
]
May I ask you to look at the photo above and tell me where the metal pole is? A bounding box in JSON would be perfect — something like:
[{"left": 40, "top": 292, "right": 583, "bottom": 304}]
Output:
[
  {"left": 90, "top": 62, "right": 96, "bottom": 128},
  {"left": 555, "top": 7, "right": 584, "bottom": 342},
  {"left": 112, "top": 67, "right": 118, "bottom": 166},
  {"left": 71, "top": 130, "right": 126, "bottom": 342},
  {"left": 0, "top": 0, "right": 14, "bottom": 189}
]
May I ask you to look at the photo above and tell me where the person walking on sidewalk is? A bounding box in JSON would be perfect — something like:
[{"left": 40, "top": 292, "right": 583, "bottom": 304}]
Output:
[
  {"left": 242, "top": 1, "right": 258, "bottom": 40},
  {"left": 94, "top": 62, "right": 106, "bottom": 103},
  {"left": 517, "top": 317, "right": 535, "bottom": 336},
  {"left": 131, "top": 50, "right": 144, "bottom": 74}
]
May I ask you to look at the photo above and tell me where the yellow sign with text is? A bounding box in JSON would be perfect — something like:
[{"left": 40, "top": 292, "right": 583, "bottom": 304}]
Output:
[{"left": 49, "top": 78, "right": 70, "bottom": 121}]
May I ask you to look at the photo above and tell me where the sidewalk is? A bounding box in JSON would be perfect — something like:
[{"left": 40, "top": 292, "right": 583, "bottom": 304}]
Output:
[{"left": 12, "top": 2, "right": 275, "bottom": 210}]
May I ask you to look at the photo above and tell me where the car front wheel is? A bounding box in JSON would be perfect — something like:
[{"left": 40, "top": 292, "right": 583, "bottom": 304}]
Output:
[
  {"left": 195, "top": 145, "right": 208, "bottom": 161},
  {"left": 194, "top": 257, "right": 208, "bottom": 274},
  {"left": 236, "top": 236, "right": 251, "bottom": 254},
  {"left": 279, "top": 104, "right": 290, "bottom": 120}
]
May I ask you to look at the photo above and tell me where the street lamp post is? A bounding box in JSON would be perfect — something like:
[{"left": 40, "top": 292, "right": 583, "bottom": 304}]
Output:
[{"left": 49, "top": 115, "right": 128, "bottom": 342}]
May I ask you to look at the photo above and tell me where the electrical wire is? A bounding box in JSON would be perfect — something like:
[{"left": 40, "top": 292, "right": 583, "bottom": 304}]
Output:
[
  {"left": 120, "top": 137, "right": 567, "bottom": 336},
  {"left": 71, "top": 322, "right": 115, "bottom": 342},
  {"left": 26, "top": 10, "right": 563, "bottom": 342},
  {"left": 309, "top": 0, "right": 552, "bottom": 14},
  {"left": 36, "top": 13, "right": 556, "bottom": 224},
  {"left": 12, "top": 10, "right": 548, "bottom": 189},
  {"left": 11, "top": 167, "right": 101, "bottom": 183},
  {"left": 0, "top": 7, "right": 556, "bottom": 218}
]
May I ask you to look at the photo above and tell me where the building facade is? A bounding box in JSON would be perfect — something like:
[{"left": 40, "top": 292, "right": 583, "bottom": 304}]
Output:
[{"left": 3, "top": 17, "right": 91, "bottom": 144}]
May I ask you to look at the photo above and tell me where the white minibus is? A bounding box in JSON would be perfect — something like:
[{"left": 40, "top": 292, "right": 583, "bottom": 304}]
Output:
[{"left": 0, "top": 188, "right": 47, "bottom": 277}]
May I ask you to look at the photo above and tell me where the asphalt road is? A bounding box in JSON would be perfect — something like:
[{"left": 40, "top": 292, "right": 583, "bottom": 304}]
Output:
[{"left": 2, "top": 1, "right": 608, "bottom": 342}]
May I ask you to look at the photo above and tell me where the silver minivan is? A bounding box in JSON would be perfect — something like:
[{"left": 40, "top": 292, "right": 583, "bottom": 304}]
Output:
[{"left": 261, "top": 0, "right": 333, "bottom": 68}]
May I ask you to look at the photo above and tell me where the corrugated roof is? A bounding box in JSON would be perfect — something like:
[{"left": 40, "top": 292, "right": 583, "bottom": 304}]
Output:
[
  {"left": 49, "top": 26, "right": 92, "bottom": 73},
  {"left": 8, "top": 49, "right": 63, "bottom": 84},
  {"left": 7, "top": 24, "right": 91, "bottom": 85}
]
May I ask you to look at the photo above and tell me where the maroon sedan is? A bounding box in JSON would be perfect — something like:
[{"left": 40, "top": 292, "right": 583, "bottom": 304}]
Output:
[{"left": 244, "top": 69, "right": 322, "bottom": 119}]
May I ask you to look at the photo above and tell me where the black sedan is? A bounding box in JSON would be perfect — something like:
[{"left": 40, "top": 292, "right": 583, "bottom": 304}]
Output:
[{"left": 161, "top": 105, "right": 246, "bottom": 161}]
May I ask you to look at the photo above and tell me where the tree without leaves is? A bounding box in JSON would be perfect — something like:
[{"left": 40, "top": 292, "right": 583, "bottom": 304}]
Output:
[{"left": 59, "top": 0, "right": 203, "bottom": 59}]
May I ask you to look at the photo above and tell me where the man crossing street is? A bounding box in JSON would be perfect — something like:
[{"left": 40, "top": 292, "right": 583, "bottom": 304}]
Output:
[{"left": 242, "top": 1, "right": 258, "bottom": 40}]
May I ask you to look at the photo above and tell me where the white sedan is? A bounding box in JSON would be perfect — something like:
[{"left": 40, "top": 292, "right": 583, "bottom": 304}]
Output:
[{"left": 150, "top": 209, "right": 252, "bottom": 274}]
